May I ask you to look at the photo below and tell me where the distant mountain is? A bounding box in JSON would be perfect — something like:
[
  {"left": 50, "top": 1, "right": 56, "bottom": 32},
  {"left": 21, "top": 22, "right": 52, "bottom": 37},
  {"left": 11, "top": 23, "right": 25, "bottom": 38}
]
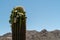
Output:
[{"left": 0, "top": 29, "right": 60, "bottom": 40}]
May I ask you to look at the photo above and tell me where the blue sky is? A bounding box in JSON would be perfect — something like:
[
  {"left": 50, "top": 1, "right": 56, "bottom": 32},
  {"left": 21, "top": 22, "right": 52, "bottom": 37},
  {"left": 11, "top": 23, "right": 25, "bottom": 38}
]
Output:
[{"left": 0, "top": 0, "right": 60, "bottom": 35}]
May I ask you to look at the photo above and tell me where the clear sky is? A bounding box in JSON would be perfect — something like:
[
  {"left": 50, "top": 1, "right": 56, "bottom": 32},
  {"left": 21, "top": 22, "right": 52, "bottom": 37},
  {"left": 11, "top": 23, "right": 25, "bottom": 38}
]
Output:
[{"left": 0, "top": 0, "right": 60, "bottom": 35}]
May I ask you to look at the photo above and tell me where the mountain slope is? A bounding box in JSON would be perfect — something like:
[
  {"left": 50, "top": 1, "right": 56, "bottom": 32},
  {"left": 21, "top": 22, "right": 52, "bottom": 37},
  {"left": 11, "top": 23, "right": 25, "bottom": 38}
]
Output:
[{"left": 0, "top": 29, "right": 60, "bottom": 40}]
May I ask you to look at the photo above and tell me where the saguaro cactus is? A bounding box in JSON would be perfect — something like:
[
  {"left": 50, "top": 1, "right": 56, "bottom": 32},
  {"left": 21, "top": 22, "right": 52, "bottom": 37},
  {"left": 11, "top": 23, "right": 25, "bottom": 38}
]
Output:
[{"left": 9, "top": 6, "right": 26, "bottom": 40}]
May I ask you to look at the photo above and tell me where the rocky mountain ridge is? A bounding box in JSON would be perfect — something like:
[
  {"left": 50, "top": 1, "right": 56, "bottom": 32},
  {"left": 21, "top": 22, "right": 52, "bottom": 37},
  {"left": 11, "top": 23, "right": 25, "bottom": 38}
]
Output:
[{"left": 0, "top": 29, "right": 60, "bottom": 40}]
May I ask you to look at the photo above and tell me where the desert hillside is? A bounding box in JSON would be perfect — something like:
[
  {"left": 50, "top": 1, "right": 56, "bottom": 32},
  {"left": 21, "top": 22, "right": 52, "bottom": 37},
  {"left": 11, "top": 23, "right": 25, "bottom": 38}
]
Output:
[{"left": 0, "top": 29, "right": 60, "bottom": 40}]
